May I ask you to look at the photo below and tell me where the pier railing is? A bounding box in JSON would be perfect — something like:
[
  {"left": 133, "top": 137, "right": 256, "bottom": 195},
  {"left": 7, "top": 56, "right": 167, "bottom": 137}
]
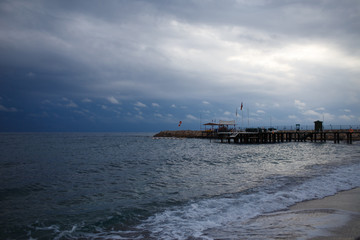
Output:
[
  {"left": 212, "top": 130, "right": 357, "bottom": 144},
  {"left": 234, "top": 124, "right": 360, "bottom": 131}
]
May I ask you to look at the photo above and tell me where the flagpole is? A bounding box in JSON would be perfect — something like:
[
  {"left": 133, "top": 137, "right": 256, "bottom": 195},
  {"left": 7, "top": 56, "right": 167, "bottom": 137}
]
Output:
[
  {"left": 241, "top": 110, "right": 244, "bottom": 131},
  {"left": 236, "top": 107, "right": 238, "bottom": 130},
  {"left": 247, "top": 108, "right": 249, "bottom": 127},
  {"left": 241, "top": 102, "right": 243, "bottom": 131}
]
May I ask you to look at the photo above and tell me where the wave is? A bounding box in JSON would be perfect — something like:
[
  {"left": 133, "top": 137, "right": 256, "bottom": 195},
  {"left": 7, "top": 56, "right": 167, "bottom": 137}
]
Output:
[
  {"left": 23, "top": 163, "right": 360, "bottom": 240},
  {"left": 136, "top": 162, "right": 360, "bottom": 239}
]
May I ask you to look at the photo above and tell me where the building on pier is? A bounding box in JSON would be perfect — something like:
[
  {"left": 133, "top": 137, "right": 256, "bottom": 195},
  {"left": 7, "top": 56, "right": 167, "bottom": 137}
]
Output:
[{"left": 202, "top": 120, "right": 354, "bottom": 144}]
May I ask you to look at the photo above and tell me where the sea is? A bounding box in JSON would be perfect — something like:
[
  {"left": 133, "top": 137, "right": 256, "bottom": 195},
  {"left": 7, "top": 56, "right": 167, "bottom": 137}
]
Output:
[{"left": 0, "top": 132, "right": 359, "bottom": 240}]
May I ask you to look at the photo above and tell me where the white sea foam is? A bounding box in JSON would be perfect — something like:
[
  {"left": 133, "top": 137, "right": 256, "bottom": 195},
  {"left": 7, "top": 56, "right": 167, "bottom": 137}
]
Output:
[
  {"left": 50, "top": 225, "right": 77, "bottom": 240},
  {"left": 140, "top": 163, "right": 360, "bottom": 240}
]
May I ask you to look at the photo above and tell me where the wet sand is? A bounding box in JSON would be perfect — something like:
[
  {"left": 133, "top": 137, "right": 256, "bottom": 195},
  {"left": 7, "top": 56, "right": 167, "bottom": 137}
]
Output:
[
  {"left": 203, "top": 188, "right": 360, "bottom": 239},
  {"left": 290, "top": 187, "right": 360, "bottom": 239}
]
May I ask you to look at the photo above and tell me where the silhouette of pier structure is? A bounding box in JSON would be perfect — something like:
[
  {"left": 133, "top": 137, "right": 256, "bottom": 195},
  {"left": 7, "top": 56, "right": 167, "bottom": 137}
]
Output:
[
  {"left": 203, "top": 120, "right": 355, "bottom": 144},
  {"left": 214, "top": 130, "right": 353, "bottom": 144}
]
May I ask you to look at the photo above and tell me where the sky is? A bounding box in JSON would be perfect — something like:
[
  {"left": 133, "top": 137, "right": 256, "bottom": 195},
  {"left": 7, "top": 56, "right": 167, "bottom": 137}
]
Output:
[{"left": 1, "top": 0, "right": 360, "bottom": 132}]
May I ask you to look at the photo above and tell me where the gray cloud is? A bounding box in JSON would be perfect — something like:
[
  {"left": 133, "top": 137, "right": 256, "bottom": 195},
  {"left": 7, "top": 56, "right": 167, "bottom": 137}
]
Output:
[{"left": 1, "top": 0, "right": 359, "bottom": 131}]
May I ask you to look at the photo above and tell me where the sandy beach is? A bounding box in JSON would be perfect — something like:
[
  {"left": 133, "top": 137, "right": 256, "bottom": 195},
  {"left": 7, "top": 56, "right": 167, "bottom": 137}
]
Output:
[
  {"left": 214, "top": 188, "right": 360, "bottom": 240},
  {"left": 202, "top": 188, "right": 360, "bottom": 240},
  {"left": 290, "top": 187, "right": 360, "bottom": 239}
]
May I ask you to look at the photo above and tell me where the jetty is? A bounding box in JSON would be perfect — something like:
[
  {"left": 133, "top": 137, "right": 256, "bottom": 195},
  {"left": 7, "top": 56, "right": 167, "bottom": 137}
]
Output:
[
  {"left": 153, "top": 121, "right": 359, "bottom": 144},
  {"left": 213, "top": 130, "right": 357, "bottom": 144}
]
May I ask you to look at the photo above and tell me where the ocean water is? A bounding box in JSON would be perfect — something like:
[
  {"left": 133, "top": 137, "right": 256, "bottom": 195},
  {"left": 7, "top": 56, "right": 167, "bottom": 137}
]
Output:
[{"left": 0, "top": 133, "right": 359, "bottom": 240}]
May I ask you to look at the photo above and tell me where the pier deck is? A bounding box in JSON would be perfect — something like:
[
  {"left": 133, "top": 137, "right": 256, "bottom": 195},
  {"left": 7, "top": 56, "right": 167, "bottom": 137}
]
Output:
[
  {"left": 154, "top": 129, "right": 358, "bottom": 144},
  {"left": 214, "top": 130, "right": 356, "bottom": 144}
]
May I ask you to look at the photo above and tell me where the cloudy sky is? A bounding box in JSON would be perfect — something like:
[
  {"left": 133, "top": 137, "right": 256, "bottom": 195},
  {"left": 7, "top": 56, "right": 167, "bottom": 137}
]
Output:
[{"left": 1, "top": 0, "right": 359, "bottom": 132}]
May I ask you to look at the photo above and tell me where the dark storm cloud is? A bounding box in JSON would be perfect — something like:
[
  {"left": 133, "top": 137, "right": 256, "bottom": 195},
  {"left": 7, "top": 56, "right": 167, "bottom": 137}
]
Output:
[{"left": 1, "top": 0, "right": 359, "bottom": 131}]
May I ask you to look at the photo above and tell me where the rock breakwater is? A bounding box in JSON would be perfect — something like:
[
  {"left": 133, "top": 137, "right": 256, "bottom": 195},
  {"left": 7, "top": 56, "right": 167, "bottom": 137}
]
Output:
[{"left": 153, "top": 130, "right": 204, "bottom": 138}]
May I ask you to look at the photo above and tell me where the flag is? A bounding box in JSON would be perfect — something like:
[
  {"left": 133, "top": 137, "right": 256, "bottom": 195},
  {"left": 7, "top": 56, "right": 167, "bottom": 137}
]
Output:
[{"left": 241, "top": 102, "right": 243, "bottom": 110}]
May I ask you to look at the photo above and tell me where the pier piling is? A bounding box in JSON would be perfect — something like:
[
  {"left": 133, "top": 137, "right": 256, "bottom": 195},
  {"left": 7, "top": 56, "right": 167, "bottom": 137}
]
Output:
[{"left": 214, "top": 130, "right": 355, "bottom": 145}]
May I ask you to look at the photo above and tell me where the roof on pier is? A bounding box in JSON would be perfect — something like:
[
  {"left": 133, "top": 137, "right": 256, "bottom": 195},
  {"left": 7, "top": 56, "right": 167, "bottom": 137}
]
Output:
[
  {"left": 204, "top": 120, "right": 236, "bottom": 126},
  {"left": 203, "top": 122, "right": 220, "bottom": 126},
  {"left": 219, "top": 120, "right": 235, "bottom": 125}
]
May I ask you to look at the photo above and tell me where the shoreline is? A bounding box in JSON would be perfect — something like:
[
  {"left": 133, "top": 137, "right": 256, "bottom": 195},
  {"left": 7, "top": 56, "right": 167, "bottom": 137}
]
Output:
[
  {"left": 290, "top": 187, "right": 360, "bottom": 239},
  {"left": 204, "top": 188, "right": 360, "bottom": 239},
  {"left": 238, "top": 188, "right": 360, "bottom": 239}
]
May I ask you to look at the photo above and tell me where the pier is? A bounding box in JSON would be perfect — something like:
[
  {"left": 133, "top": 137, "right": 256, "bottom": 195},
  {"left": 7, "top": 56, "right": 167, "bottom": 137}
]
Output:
[
  {"left": 154, "top": 121, "right": 358, "bottom": 144},
  {"left": 153, "top": 129, "right": 358, "bottom": 144},
  {"left": 202, "top": 120, "right": 357, "bottom": 144},
  {"left": 213, "top": 130, "right": 355, "bottom": 144}
]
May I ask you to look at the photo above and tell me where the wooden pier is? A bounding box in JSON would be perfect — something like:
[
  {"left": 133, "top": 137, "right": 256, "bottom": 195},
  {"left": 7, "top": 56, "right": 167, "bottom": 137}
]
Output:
[
  {"left": 214, "top": 130, "right": 356, "bottom": 144},
  {"left": 153, "top": 128, "right": 358, "bottom": 144}
]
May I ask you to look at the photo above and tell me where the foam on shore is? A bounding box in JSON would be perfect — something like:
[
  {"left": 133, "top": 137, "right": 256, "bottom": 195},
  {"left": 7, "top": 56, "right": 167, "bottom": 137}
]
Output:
[
  {"left": 201, "top": 188, "right": 360, "bottom": 240},
  {"left": 290, "top": 187, "right": 360, "bottom": 239}
]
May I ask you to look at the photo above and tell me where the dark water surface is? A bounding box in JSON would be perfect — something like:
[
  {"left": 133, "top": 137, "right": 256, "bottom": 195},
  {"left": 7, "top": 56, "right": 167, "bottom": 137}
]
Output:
[{"left": 0, "top": 133, "right": 359, "bottom": 239}]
